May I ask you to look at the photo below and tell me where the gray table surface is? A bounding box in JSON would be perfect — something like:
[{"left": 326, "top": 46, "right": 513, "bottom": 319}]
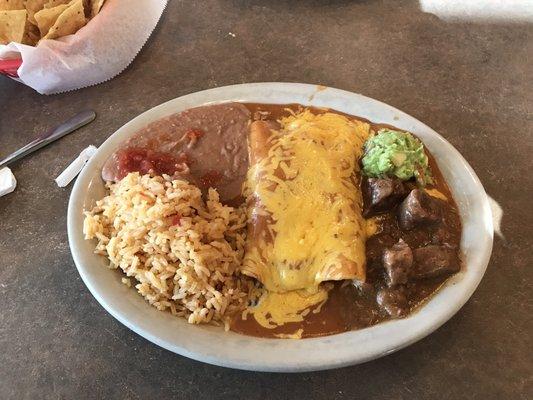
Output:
[{"left": 1, "top": 1, "right": 531, "bottom": 399}]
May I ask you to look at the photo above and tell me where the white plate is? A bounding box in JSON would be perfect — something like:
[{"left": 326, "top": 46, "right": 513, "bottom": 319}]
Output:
[{"left": 67, "top": 83, "right": 493, "bottom": 372}]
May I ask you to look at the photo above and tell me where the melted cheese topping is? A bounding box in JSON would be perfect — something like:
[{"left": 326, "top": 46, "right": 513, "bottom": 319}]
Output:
[
  {"left": 241, "top": 111, "right": 371, "bottom": 330},
  {"left": 426, "top": 188, "right": 448, "bottom": 201},
  {"left": 365, "top": 216, "right": 382, "bottom": 237},
  {"left": 274, "top": 329, "right": 304, "bottom": 339},
  {"left": 249, "top": 286, "right": 330, "bottom": 329},
  {"left": 243, "top": 111, "right": 370, "bottom": 292}
]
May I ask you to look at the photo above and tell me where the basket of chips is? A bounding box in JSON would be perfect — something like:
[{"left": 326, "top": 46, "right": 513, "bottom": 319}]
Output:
[
  {"left": 0, "top": 0, "right": 105, "bottom": 47},
  {"left": 0, "top": 0, "right": 167, "bottom": 94}
]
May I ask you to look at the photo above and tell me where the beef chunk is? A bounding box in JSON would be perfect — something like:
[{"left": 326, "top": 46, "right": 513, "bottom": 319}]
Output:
[
  {"left": 363, "top": 178, "right": 408, "bottom": 217},
  {"left": 412, "top": 245, "right": 460, "bottom": 279},
  {"left": 398, "top": 189, "right": 441, "bottom": 230},
  {"left": 377, "top": 288, "right": 408, "bottom": 318},
  {"left": 431, "top": 227, "right": 452, "bottom": 245},
  {"left": 383, "top": 239, "right": 413, "bottom": 287},
  {"left": 353, "top": 280, "right": 375, "bottom": 297}
]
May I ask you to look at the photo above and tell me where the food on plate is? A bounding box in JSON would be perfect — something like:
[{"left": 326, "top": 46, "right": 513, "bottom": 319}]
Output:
[
  {"left": 101, "top": 103, "right": 250, "bottom": 205},
  {"left": 241, "top": 112, "right": 369, "bottom": 330},
  {"left": 84, "top": 103, "right": 462, "bottom": 339},
  {"left": 0, "top": 0, "right": 105, "bottom": 45},
  {"left": 362, "top": 128, "right": 432, "bottom": 185},
  {"left": 243, "top": 112, "right": 369, "bottom": 290},
  {"left": 83, "top": 173, "right": 254, "bottom": 326}
]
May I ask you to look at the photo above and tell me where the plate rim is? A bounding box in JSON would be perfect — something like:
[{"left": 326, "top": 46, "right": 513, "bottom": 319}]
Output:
[{"left": 68, "top": 82, "right": 493, "bottom": 372}]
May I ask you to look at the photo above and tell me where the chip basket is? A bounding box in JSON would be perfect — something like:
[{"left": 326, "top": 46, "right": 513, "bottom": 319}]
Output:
[{"left": 0, "top": 59, "right": 22, "bottom": 78}]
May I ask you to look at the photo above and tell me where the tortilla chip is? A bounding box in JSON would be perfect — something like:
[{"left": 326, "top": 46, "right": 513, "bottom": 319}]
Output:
[
  {"left": 0, "top": 9, "right": 27, "bottom": 44},
  {"left": 44, "top": 0, "right": 71, "bottom": 9},
  {"left": 0, "top": 0, "right": 25, "bottom": 11},
  {"left": 42, "top": 0, "right": 85, "bottom": 40},
  {"left": 89, "top": 0, "right": 104, "bottom": 18},
  {"left": 25, "top": 0, "right": 50, "bottom": 24},
  {"left": 35, "top": 3, "right": 69, "bottom": 36},
  {"left": 23, "top": 21, "right": 40, "bottom": 45}
]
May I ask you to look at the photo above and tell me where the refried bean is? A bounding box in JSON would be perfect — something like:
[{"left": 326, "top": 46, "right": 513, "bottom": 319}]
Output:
[{"left": 101, "top": 103, "right": 251, "bottom": 205}]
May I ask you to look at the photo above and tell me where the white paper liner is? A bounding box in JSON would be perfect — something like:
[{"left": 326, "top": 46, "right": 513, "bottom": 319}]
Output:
[{"left": 0, "top": 0, "right": 168, "bottom": 94}]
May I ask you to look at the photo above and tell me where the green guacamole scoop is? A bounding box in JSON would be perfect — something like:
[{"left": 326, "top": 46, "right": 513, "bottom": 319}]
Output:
[{"left": 361, "top": 128, "right": 432, "bottom": 185}]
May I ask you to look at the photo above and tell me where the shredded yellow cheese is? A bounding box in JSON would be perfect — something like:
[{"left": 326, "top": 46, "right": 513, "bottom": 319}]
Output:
[
  {"left": 365, "top": 216, "right": 382, "bottom": 237},
  {"left": 250, "top": 286, "right": 330, "bottom": 329},
  {"left": 274, "top": 329, "right": 305, "bottom": 339},
  {"left": 426, "top": 188, "right": 448, "bottom": 201},
  {"left": 242, "top": 110, "right": 370, "bottom": 331},
  {"left": 243, "top": 111, "right": 370, "bottom": 292}
]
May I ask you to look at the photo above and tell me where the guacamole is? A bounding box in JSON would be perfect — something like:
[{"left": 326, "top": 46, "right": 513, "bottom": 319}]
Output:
[{"left": 362, "top": 129, "right": 432, "bottom": 185}]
